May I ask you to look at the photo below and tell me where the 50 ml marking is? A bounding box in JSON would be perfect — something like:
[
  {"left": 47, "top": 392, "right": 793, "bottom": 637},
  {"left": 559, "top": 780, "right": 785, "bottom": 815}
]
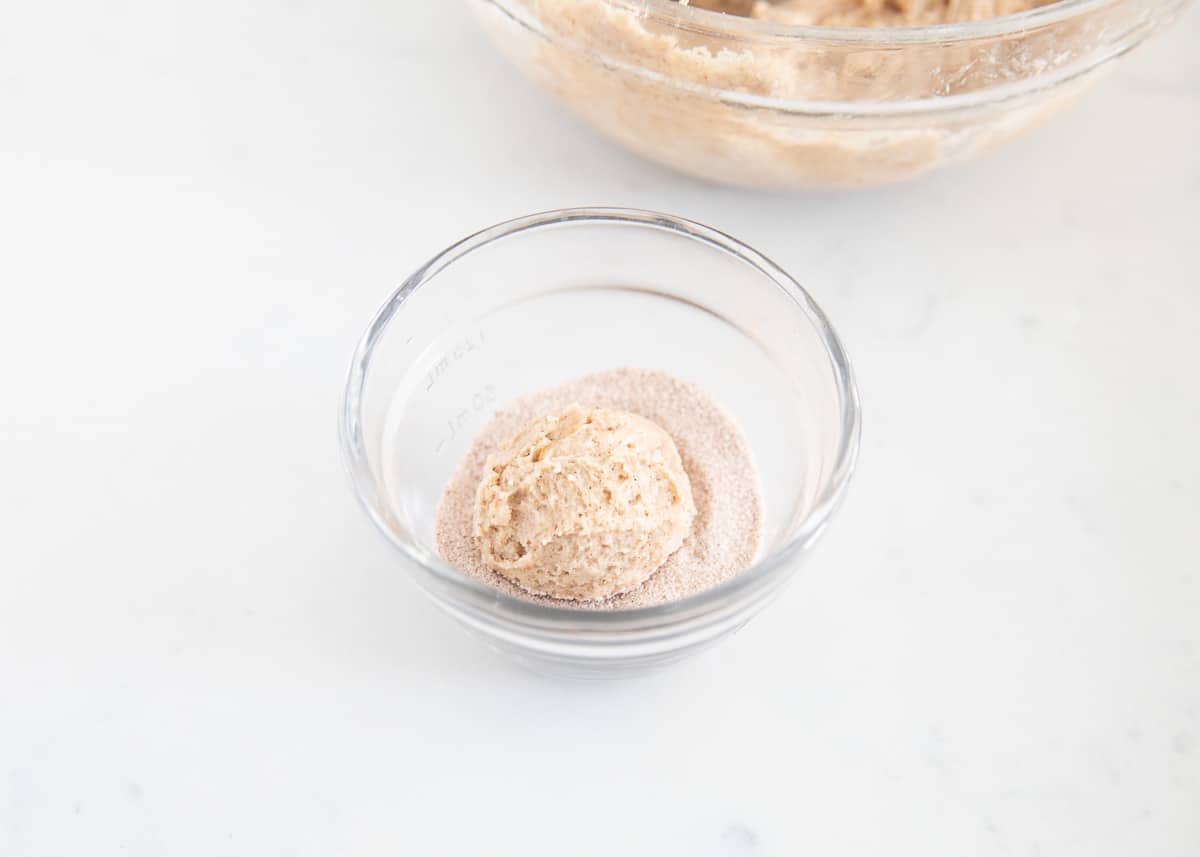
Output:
[
  {"left": 434, "top": 384, "right": 496, "bottom": 455},
  {"left": 424, "top": 330, "right": 486, "bottom": 393}
]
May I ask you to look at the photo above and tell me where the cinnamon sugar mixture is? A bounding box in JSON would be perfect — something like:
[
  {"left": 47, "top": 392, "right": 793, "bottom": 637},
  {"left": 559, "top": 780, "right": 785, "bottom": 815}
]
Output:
[{"left": 435, "top": 369, "right": 764, "bottom": 610}]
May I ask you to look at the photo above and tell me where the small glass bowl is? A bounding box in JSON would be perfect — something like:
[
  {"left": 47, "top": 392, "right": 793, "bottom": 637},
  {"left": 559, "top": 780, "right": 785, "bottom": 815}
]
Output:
[
  {"left": 469, "top": 0, "right": 1188, "bottom": 189},
  {"left": 340, "top": 209, "right": 860, "bottom": 677}
]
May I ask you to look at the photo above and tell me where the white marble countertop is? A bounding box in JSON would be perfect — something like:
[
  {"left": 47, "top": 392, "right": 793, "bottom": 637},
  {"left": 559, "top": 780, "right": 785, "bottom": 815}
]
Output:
[{"left": 2, "top": 1, "right": 1198, "bottom": 854}]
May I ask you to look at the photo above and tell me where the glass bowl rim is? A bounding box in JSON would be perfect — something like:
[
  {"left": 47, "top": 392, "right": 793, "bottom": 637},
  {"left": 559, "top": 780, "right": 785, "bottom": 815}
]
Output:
[
  {"left": 538, "top": 0, "right": 1119, "bottom": 45},
  {"left": 477, "top": 0, "right": 1175, "bottom": 118},
  {"left": 339, "top": 207, "right": 862, "bottom": 627}
]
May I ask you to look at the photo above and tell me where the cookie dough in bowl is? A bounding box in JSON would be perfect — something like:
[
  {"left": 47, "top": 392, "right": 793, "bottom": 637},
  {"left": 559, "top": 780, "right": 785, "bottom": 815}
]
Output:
[
  {"left": 341, "top": 208, "right": 860, "bottom": 676},
  {"left": 470, "top": 0, "right": 1187, "bottom": 188},
  {"left": 684, "top": 0, "right": 1049, "bottom": 27},
  {"left": 437, "top": 368, "right": 766, "bottom": 611},
  {"left": 474, "top": 404, "right": 697, "bottom": 601}
]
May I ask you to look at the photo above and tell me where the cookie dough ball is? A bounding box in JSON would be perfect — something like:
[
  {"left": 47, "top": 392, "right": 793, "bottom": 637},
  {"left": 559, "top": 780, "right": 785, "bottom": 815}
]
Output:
[{"left": 474, "top": 405, "right": 696, "bottom": 601}]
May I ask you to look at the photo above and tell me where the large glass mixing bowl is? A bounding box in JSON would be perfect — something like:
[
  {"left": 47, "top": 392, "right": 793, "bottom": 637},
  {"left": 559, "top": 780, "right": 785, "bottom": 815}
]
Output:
[
  {"left": 341, "top": 208, "right": 860, "bottom": 677},
  {"left": 469, "top": 0, "right": 1188, "bottom": 189}
]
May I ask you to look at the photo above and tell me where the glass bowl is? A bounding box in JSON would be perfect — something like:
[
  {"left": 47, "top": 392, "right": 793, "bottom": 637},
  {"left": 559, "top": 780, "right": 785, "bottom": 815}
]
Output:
[
  {"left": 340, "top": 208, "right": 860, "bottom": 677},
  {"left": 468, "top": 0, "right": 1188, "bottom": 189}
]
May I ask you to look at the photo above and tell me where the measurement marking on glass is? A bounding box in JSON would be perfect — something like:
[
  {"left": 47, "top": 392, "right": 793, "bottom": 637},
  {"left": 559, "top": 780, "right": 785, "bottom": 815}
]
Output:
[
  {"left": 434, "top": 384, "right": 497, "bottom": 455},
  {"left": 424, "top": 330, "right": 486, "bottom": 393}
]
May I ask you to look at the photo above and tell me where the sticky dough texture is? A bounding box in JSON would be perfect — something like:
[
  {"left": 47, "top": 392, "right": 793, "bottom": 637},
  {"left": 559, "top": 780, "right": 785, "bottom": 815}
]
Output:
[
  {"left": 686, "top": 0, "right": 1046, "bottom": 27},
  {"left": 474, "top": 405, "right": 697, "bottom": 601},
  {"left": 475, "top": 0, "right": 1090, "bottom": 189}
]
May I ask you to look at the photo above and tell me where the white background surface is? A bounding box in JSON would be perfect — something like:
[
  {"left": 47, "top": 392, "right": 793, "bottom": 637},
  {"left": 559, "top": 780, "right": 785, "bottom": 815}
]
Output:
[{"left": 2, "top": 1, "right": 1198, "bottom": 855}]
